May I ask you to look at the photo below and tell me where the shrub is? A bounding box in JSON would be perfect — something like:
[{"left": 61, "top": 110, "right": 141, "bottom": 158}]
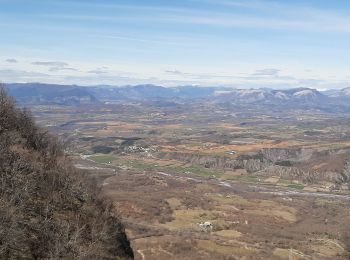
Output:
[{"left": 0, "top": 87, "right": 133, "bottom": 259}]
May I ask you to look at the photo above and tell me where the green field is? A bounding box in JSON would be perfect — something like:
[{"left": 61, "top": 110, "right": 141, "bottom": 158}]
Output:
[
  {"left": 88, "top": 154, "right": 224, "bottom": 178},
  {"left": 287, "top": 183, "right": 305, "bottom": 190}
]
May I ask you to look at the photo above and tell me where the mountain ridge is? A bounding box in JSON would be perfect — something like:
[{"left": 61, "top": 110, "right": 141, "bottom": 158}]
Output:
[{"left": 4, "top": 82, "right": 350, "bottom": 111}]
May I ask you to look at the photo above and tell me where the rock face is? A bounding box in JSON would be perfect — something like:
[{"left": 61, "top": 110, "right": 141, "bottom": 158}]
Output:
[
  {"left": 158, "top": 147, "right": 350, "bottom": 190},
  {"left": 0, "top": 89, "right": 134, "bottom": 259}
]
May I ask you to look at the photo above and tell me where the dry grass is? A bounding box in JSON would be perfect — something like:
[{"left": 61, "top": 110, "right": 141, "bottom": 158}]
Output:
[
  {"left": 161, "top": 209, "right": 215, "bottom": 230},
  {"left": 210, "top": 194, "right": 298, "bottom": 222},
  {"left": 273, "top": 248, "right": 306, "bottom": 259},
  {"left": 213, "top": 229, "right": 242, "bottom": 238},
  {"left": 264, "top": 177, "right": 280, "bottom": 183},
  {"left": 310, "top": 239, "right": 346, "bottom": 257},
  {"left": 166, "top": 198, "right": 182, "bottom": 210},
  {"left": 217, "top": 123, "right": 245, "bottom": 130},
  {"left": 219, "top": 169, "right": 247, "bottom": 180},
  {"left": 197, "top": 239, "right": 256, "bottom": 256}
]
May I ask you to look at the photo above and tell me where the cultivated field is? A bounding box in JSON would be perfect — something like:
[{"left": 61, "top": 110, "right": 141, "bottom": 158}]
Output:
[{"left": 29, "top": 101, "right": 350, "bottom": 259}]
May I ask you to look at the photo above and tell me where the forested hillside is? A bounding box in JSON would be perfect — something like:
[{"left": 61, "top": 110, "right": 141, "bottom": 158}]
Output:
[{"left": 0, "top": 88, "right": 134, "bottom": 259}]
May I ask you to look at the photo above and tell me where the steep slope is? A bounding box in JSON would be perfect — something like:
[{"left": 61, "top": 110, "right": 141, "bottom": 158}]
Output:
[{"left": 0, "top": 88, "right": 134, "bottom": 259}]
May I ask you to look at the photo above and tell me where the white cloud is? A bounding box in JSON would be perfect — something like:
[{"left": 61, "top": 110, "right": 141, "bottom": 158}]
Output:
[
  {"left": 49, "top": 67, "right": 78, "bottom": 72},
  {"left": 252, "top": 68, "right": 280, "bottom": 76},
  {"left": 87, "top": 67, "right": 109, "bottom": 74},
  {"left": 5, "top": 58, "right": 18, "bottom": 63},
  {"left": 165, "top": 70, "right": 186, "bottom": 76},
  {"left": 0, "top": 69, "right": 51, "bottom": 82},
  {"left": 32, "top": 61, "right": 69, "bottom": 67},
  {"left": 0, "top": 57, "right": 348, "bottom": 89}
]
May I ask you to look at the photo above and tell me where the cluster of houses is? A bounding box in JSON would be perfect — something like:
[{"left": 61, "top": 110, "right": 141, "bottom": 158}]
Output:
[{"left": 124, "top": 146, "right": 157, "bottom": 157}]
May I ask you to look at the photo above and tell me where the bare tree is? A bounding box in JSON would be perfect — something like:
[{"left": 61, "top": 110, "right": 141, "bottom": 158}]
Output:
[{"left": 0, "top": 88, "right": 134, "bottom": 259}]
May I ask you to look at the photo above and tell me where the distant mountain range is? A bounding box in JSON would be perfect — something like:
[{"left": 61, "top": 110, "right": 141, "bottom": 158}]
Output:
[
  {"left": 5, "top": 83, "right": 98, "bottom": 105},
  {"left": 213, "top": 88, "right": 328, "bottom": 104},
  {"left": 4, "top": 83, "right": 217, "bottom": 104},
  {"left": 4, "top": 83, "right": 350, "bottom": 111}
]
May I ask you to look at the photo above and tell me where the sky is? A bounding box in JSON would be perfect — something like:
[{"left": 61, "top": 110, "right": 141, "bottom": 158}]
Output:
[{"left": 1, "top": 0, "right": 350, "bottom": 89}]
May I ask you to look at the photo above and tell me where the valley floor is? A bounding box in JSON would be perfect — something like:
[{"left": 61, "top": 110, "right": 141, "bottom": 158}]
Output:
[
  {"left": 29, "top": 101, "right": 350, "bottom": 259},
  {"left": 75, "top": 155, "right": 350, "bottom": 259}
]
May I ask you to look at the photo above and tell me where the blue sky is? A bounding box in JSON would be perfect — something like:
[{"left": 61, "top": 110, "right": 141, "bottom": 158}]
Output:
[{"left": 1, "top": 0, "right": 350, "bottom": 88}]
